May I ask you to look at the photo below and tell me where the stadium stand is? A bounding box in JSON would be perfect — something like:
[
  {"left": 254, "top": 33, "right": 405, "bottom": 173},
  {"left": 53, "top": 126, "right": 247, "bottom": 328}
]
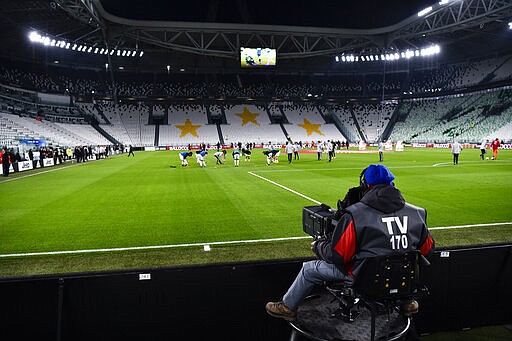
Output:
[{"left": 1, "top": 51, "right": 512, "bottom": 148}]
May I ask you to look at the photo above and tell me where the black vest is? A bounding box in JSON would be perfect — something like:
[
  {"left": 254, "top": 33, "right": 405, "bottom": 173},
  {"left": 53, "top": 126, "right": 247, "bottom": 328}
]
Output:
[{"left": 345, "top": 202, "right": 427, "bottom": 276}]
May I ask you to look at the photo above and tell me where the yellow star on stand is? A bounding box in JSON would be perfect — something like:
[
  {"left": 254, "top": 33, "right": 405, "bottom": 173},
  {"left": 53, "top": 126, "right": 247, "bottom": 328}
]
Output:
[
  {"left": 235, "top": 107, "right": 260, "bottom": 126},
  {"left": 298, "top": 118, "right": 324, "bottom": 136},
  {"left": 176, "top": 118, "right": 201, "bottom": 138}
]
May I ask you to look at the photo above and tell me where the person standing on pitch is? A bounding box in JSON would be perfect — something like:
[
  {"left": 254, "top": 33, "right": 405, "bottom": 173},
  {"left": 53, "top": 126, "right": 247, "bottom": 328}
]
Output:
[
  {"left": 286, "top": 141, "right": 294, "bottom": 164},
  {"left": 480, "top": 139, "right": 488, "bottom": 160},
  {"left": 490, "top": 138, "right": 500, "bottom": 160},
  {"left": 378, "top": 140, "right": 384, "bottom": 162},
  {"left": 317, "top": 141, "right": 322, "bottom": 161},
  {"left": 293, "top": 142, "right": 300, "bottom": 160},
  {"left": 127, "top": 145, "right": 135, "bottom": 157},
  {"left": 232, "top": 148, "right": 241, "bottom": 167},
  {"left": 451, "top": 140, "right": 462, "bottom": 165},
  {"left": 1, "top": 147, "right": 9, "bottom": 177}
]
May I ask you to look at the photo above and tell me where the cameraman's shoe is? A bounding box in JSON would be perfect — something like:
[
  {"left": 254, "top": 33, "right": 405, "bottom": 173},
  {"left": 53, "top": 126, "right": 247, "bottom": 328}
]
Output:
[
  {"left": 266, "top": 301, "right": 297, "bottom": 321},
  {"left": 401, "top": 300, "right": 419, "bottom": 317}
]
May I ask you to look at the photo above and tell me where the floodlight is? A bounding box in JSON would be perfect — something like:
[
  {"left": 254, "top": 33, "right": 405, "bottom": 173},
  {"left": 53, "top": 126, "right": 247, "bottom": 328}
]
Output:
[
  {"left": 139, "top": 51, "right": 144, "bottom": 57},
  {"left": 117, "top": 50, "right": 121, "bottom": 56},
  {"left": 335, "top": 56, "right": 339, "bottom": 62},
  {"left": 100, "top": 48, "right": 104, "bottom": 54},
  {"left": 87, "top": 46, "right": 92, "bottom": 53},
  {"left": 439, "top": 0, "right": 450, "bottom": 4},
  {"left": 418, "top": 7, "right": 433, "bottom": 17},
  {"left": 509, "top": 22, "right": 512, "bottom": 30},
  {"left": 50, "top": 39, "right": 56, "bottom": 46},
  {"left": 110, "top": 50, "right": 114, "bottom": 55},
  {"left": 65, "top": 43, "right": 70, "bottom": 49},
  {"left": 122, "top": 50, "right": 126, "bottom": 56},
  {"left": 341, "top": 56, "right": 346, "bottom": 62},
  {"left": 72, "top": 44, "right": 77, "bottom": 50},
  {"left": 28, "top": 31, "right": 41, "bottom": 42},
  {"left": 42, "top": 37, "right": 50, "bottom": 46}
]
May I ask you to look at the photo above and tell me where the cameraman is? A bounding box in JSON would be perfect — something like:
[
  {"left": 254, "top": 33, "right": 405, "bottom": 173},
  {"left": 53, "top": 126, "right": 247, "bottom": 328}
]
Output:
[{"left": 266, "top": 164, "right": 435, "bottom": 321}]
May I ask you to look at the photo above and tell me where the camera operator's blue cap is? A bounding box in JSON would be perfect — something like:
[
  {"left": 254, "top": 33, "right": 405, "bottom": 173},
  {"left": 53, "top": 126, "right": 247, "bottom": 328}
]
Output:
[{"left": 364, "top": 164, "right": 395, "bottom": 186}]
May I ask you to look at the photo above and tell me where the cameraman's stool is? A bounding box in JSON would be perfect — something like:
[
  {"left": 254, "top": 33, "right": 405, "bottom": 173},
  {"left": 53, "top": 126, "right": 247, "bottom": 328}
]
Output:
[{"left": 289, "top": 252, "right": 428, "bottom": 341}]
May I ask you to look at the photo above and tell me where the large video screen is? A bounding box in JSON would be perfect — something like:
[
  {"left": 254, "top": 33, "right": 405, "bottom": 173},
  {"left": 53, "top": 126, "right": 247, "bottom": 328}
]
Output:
[{"left": 240, "top": 47, "right": 276, "bottom": 68}]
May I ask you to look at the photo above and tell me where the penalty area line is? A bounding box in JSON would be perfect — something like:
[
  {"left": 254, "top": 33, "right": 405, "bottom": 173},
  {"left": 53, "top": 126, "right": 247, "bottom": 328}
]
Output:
[{"left": 248, "top": 171, "right": 322, "bottom": 205}]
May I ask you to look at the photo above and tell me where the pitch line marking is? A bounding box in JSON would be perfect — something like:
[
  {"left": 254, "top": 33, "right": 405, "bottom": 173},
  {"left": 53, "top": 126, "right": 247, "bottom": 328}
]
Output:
[
  {"left": 0, "top": 164, "right": 78, "bottom": 183},
  {"left": 248, "top": 171, "right": 321, "bottom": 205},
  {"left": 0, "top": 222, "right": 510, "bottom": 258}
]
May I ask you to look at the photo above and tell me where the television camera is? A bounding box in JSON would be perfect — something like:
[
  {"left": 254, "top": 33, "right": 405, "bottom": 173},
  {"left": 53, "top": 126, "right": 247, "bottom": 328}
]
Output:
[
  {"left": 302, "top": 204, "right": 339, "bottom": 239},
  {"left": 302, "top": 185, "right": 365, "bottom": 239}
]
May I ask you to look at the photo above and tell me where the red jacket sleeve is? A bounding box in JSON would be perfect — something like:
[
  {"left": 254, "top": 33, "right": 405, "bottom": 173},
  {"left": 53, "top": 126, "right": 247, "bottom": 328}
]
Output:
[{"left": 331, "top": 215, "right": 357, "bottom": 276}]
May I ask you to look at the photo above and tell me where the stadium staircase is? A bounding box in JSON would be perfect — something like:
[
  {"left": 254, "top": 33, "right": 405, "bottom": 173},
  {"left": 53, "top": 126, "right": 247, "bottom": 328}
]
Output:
[
  {"left": 154, "top": 124, "right": 159, "bottom": 146},
  {"left": 93, "top": 103, "right": 110, "bottom": 125},
  {"left": 318, "top": 105, "right": 351, "bottom": 142},
  {"left": 90, "top": 122, "right": 120, "bottom": 145},
  {"left": 349, "top": 106, "right": 366, "bottom": 142},
  {"left": 381, "top": 102, "right": 405, "bottom": 142},
  {"left": 316, "top": 104, "right": 333, "bottom": 123},
  {"left": 216, "top": 123, "right": 224, "bottom": 145},
  {"left": 279, "top": 123, "right": 290, "bottom": 141}
]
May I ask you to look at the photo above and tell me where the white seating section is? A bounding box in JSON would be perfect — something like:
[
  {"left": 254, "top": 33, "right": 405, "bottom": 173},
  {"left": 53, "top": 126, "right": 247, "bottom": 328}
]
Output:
[
  {"left": 219, "top": 105, "right": 286, "bottom": 144},
  {"left": 278, "top": 104, "right": 345, "bottom": 143},
  {"left": 329, "top": 105, "right": 361, "bottom": 142},
  {"left": 351, "top": 103, "right": 395, "bottom": 143},
  {"left": 0, "top": 111, "right": 107, "bottom": 146}
]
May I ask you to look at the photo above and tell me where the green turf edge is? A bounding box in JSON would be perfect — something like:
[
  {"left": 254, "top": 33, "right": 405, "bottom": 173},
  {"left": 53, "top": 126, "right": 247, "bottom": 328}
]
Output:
[{"left": 1, "top": 223, "right": 511, "bottom": 277}]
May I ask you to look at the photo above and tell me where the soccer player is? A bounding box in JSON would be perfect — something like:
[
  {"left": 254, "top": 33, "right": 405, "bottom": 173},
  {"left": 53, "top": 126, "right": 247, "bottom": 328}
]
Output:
[
  {"left": 179, "top": 151, "right": 193, "bottom": 167},
  {"left": 272, "top": 149, "right": 280, "bottom": 163},
  {"left": 198, "top": 150, "right": 208, "bottom": 167},
  {"left": 232, "top": 148, "right": 240, "bottom": 167},
  {"left": 263, "top": 150, "right": 273, "bottom": 166},
  {"left": 451, "top": 140, "right": 462, "bottom": 165},
  {"left": 378, "top": 141, "right": 384, "bottom": 162},
  {"left": 214, "top": 150, "right": 226, "bottom": 165},
  {"left": 293, "top": 142, "right": 300, "bottom": 160},
  {"left": 242, "top": 148, "right": 251, "bottom": 162},
  {"left": 490, "top": 138, "right": 500, "bottom": 160},
  {"left": 479, "top": 139, "right": 488, "bottom": 160},
  {"left": 316, "top": 141, "right": 323, "bottom": 160},
  {"left": 285, "top": 141, "right": 294, "bottom": 164}
]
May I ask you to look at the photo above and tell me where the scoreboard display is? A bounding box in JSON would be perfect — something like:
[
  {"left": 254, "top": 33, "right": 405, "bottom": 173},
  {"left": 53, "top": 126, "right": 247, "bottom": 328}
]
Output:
[{"left": 240, "top": 47, "right": 276, "bottom": 68}]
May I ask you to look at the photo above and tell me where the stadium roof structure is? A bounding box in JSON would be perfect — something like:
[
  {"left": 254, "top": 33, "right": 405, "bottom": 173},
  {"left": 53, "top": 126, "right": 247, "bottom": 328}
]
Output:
[{"left": 0, "top": 0, "right": 512, "bottom": 73}]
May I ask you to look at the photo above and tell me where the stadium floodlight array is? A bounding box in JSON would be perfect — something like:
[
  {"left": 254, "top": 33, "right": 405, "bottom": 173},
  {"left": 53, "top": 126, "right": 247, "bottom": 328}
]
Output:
[
  {"left": 509, "top": 22, "right": 512, "bottom": 30},
  {"left": 335, "top": 45, "right": 440, "bottom": 63},
  {"left": 28, "top": 31, "right": 144, "bottom": 57}
]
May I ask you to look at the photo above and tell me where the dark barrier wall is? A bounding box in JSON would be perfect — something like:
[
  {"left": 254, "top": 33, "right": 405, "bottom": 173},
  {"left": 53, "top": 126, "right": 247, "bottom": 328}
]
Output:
[{"left": 1, "top": 243, "right": 511, "bottom": 341}]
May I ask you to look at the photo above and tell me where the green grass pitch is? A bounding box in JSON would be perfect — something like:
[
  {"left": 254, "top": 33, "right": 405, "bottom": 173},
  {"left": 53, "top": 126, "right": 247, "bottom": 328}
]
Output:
[{"left": 0, "top": 147, "right": 511, "bottom": 276}]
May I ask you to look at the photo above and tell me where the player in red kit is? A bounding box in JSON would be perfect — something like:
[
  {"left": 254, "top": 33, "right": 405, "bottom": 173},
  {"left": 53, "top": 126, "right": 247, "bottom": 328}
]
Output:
[{"left": 490, "top": 138, "right": 500, "bottom": 160}]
